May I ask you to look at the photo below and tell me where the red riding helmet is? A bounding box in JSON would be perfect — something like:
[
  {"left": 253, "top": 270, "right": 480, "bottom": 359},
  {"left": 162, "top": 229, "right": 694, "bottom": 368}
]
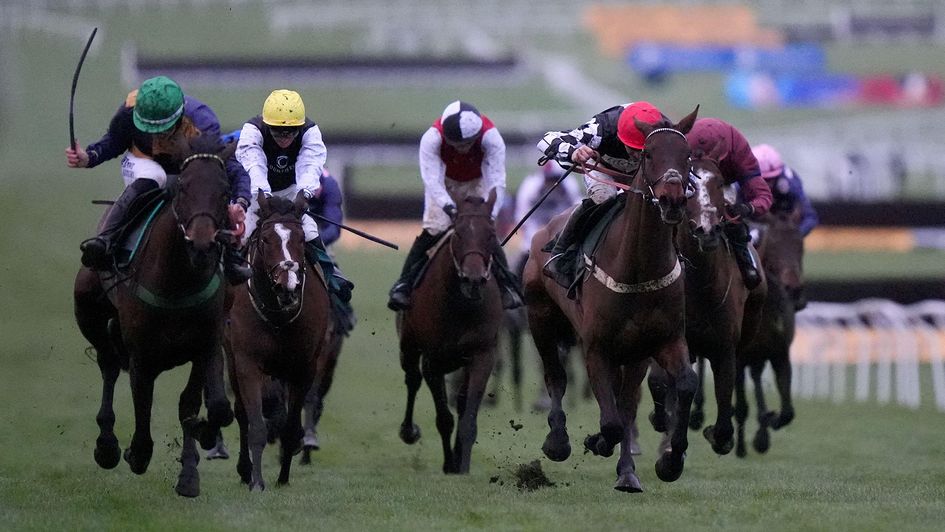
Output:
[{"left": 617, "top": 101, "right": 664, "bottom": 150}]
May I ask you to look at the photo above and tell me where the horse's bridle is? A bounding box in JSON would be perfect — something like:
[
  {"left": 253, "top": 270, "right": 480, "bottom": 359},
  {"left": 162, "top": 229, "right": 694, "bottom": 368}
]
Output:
[
  {"left": 580, "top": 127, "right": 692, "bottom": 204},
  {"left": 450, "top": 212, "right": 494, "bottom": 282},
  {"left": 173, "top": 152, "right": 230, "bottom": 238},
  {"left": 246, "top": 218, "right": 306, "bottom": 326}
]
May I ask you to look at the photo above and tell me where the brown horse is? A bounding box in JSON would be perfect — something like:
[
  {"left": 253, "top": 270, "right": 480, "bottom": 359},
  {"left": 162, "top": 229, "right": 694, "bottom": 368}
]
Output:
[
  {"left": 397, "top": 191, "right": 503, "bottom": 474},
  {"left": 73, "top": 136, "right": 237, "bottom": 497},
  {"left": 648, "top": 157, "right": 762, "bottom": 456},
  {"left": 225, "top": 191, "right": 331, "bottom": 491},
  {"left": 734, "top": 208, "right": 803, "bottom": 457},
  {"left": 523, "top": 107, "right": 700, "bottom": 492}
]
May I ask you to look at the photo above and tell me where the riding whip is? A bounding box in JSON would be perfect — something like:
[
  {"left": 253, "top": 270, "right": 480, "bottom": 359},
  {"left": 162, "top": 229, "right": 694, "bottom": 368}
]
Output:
[
  {"left": 69, "top": 27, "right": 98, "bottom": 150},
  {"left": 306, "top": 211, "right": 399, "bottom": 250},
  {"left": 500, "top": 163, "right": 575, "bottom": 247}
]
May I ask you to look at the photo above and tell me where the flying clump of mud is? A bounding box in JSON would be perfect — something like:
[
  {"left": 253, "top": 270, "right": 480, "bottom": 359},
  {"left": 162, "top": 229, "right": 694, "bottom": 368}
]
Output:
[{"left": 514, "top": 460, "right": 555, "bottom": 491}]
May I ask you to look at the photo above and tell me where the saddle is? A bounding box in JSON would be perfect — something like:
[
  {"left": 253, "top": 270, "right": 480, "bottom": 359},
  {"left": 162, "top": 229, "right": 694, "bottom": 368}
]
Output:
[
  {"left": 410, "top": 229, "right": 454, "bottom": 290},
  {"left": 112, "top": 188, "right": 168, "bottom": 270},
  {"left": 542, "top": 195, "right": 626, "bottom": 297}
]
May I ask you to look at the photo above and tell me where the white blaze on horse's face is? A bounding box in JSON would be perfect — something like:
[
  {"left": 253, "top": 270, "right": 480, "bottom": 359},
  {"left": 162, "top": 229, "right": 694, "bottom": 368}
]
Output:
[
  {"left": 693, "top": 168, "right": 718, "bottom": 233},
  {"left": 273, "top": 223, "right": 300, "bottom": 292}
]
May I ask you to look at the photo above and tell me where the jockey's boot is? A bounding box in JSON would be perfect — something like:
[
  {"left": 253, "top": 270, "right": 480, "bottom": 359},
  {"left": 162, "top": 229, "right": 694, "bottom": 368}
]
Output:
[
  {"left": 491, "top": 241, "right": 524, "bottom": 309},
  {"left": 80, "top": 178, "right": 159, "bottom": 270},
  {"left": 724, "top": 221, "right": 761, "bottom": 290},
  {"left": 387, "top": 230, "right": 438, "bottom": 311},
  {"left": 305, "top": 237, "right": 354, "bottom": 303},
  {"left": 223, "top": 244, "right": 252, "bottom": 285},
  {"left": 542, "top": 198, "right": 594, "bottom": 290}
]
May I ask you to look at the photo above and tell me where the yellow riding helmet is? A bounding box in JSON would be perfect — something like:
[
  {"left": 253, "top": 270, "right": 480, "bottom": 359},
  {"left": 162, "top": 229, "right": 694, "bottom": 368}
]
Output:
[{"left": 262, "top": 89, "right": 305, "bottom": 127}]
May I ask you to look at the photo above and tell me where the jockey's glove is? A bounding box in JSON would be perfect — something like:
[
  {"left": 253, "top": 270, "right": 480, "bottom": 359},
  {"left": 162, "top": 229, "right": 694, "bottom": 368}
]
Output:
[
  {"left": 443, "top": 203, "right": 457, "bottom": 220},
  {"left": 726, "top": 202, "right": 754, "bottom": 219}
]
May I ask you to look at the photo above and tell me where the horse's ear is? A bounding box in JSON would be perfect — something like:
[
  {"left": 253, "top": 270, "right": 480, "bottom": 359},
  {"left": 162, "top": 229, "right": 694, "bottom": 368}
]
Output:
[
  {"left": 256, "top": 189, "right": 270, "bottom": 219},
  {"left": 486, "top": 187, "right": 497, "bottom": 211},
  {"left": 633, "top": 116, "right": 655, "bottom": 138},
  {"left": 675, "top": 105, "right": 700, "bottom": 135},
  {"left": 221, "top": 139, "right": 237, "bottom": 161},
  {"left": 293, "top": 190, "right": 309, "bottom": 217}
]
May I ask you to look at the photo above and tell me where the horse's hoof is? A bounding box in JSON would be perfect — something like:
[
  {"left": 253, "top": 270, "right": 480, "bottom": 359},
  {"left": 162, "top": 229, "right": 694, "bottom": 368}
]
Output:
[
  {"left": 614, "top": 472, "right": 644, "bottom": 493},
  {"left": 759, "top": 411, "right": 778, "bottom": 428},
  {"left": 250, "top": 482, "right": 265, "bottom": 492},
  {"left": 94, "top": 435, "right": 121, "bottom": 469},
  {"left": 649, "top": 410, "right": 668, "bottom": 433},
  {"left": 629, "top": 440, "right": 642, "bottom": 456},
  {"left": 123, "top": 447, "right": 151, "bottom": 475},
  {"left": 753, "top": 429, "right": 770, "bottom": 454},
  {"left": 207, "top": 399, "right": 234, "bottom": 429},
  {"left": 300, "top": 449, "right": 312, "bottom": 465},
  {"left": 303, "top": 430, "right": 320, "bottom": 451},
  {"left": 206, "top": 438, "right": 230, "bottom": 460},
  {"left": 174, "top": 471, "right": 200, "bottom": 498},
  {"left": 399, "top": 423, "right": 421, "bottom": 445},
  {"left": 703, "top": 425, "right": 734, "bottom": 456},
  {"left": 771, "top": 410, "right": 795, "bottom": 430},
  {"left": 654, "top": 451, "right": 685, "bottom": 483},
  {"left": 542, "top": 430, "right": 571, "bottom": 462}
]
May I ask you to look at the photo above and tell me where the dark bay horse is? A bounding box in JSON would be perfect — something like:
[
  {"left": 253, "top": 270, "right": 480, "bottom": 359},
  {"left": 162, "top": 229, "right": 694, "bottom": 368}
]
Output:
[
  {"left": 398, "top": 191, "right": 503, "bottom": 474},
  {"left": 73, "top": 136, "right": 237, "bottom": 497},
  {"left": 523, "top": 108, "right": 700, "bottom": 492},
  {"left": 225, "top": 192, "right": 331, "bottom": 491},
  {"left": 648, "top": 157, "right": 761, "bottom": 456},
  {"left": 734, "top": 209, "right": 803, "bottom": 457}
]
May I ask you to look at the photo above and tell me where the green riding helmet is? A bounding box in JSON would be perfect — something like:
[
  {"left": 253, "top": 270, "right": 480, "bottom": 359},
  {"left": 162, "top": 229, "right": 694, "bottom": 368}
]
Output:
[{"left": 133, "top": 76, "right": 185, "bottom": 133}]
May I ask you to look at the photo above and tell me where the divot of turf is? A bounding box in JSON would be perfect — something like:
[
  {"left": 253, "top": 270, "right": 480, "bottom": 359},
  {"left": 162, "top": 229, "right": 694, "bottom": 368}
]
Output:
[{"left": 514, "top": 460, "right": 555, "bottom": 491}]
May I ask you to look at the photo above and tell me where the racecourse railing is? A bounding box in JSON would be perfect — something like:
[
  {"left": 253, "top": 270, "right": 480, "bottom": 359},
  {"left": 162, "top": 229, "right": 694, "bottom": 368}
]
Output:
[{"left": 790, "top": 299, "right": 945, "bottom": 412}]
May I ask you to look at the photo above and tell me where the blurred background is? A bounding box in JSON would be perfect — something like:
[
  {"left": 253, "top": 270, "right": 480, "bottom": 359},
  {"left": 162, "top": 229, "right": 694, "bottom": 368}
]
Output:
[{"left": 0, "top": 0, "right": 945, "bottom": 529}]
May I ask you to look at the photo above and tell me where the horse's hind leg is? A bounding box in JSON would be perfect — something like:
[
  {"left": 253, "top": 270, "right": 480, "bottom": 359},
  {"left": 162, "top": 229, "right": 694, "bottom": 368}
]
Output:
[
  {"left": 74, "top": 269, "right": 121, "bottom": 469},
  {"left": 703, "top": 351, "right": 736, "bottom": 455},
  {"left": 654, "top": 337, "right": 697, "bottom": 483},
  {"left": 398, "top": 348, "right": 423, "bottom": 444},
  {"left": 453, "top": 348, "right": 496, "bottom": 474},
  {"left": 278, "top": 381, "right": 308, "bottom": 485},
  {"left": 423, "top": 362, "right": 456, "bottom": 474},
  {"left": 233, "top": 364, "right": 268, "bottom": 492},
  {"left": 175, "top": 358, "right": 209, "bottom": 498},
  {"left": 302, "top": 336, "right": 342, "bottom": 461},
  {"left": 124, "top": 362, "right": 156, "bottom": 476},
  {"left": 529, "top": 303, "right": 572, "bottom": 462},
  {"left": 749, "top": 361, "right": 772, "bottom": 454},
  {"left": 614, "top": 362, "right": 647, "bottom": 493},
  {"left": 689, "top": 356, "right": 706, "bottom": 430}
]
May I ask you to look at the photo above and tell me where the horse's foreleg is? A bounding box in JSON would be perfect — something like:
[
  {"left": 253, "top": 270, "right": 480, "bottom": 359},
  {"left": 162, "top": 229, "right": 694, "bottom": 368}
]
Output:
[
  {"left": 654, "top": 337, "right": 697, "bottom": 483},
  {"left": 75, "top": 269, "right": 122, "bottom": 469},
  {"left": 530, "top": 314, "right": 571, "bottom": 462},
  {"left": 584, "top": 347, "right": 622, "bottom": 458},
  {"left": 175, "top": 359, "right": 208, "bottom": 498},
  {"left": 733, "top": 362, "right": 749, "bottom": 458},
  {"left": 453, "top": 349, "right": 495, "bottom": 474},
  {"left": 614, "top": 362, "right": 648, "bottom": 493},
  {"left": 749, "top": 360, "right": 772, "bottom": 454},
  {"left": 278, "top": 381, "right": 308, "bottom": 485},
  {"left": 769, "top": 350, "right": 795, "bottom": 430},
  {"left": 204, "top": 347, "right": 233, "bottom": 431},
  {"left": 647, "top": 362, "right": 670, "bottom": 433},
  {"left": 703, "top": 352, "right": 736, "bottom": 455},
  {"left": 124, "top": 361, "right": 155, "bottom": 476},
  {"left": 398, "top": 349, "right": 422, "bottom": 444},
  {"left": 690, "top": 356, "right": 706, "bottom": 430},
  {"left": 233, "top": 361, "right": 268, "bottom": 492},
  {"left": 509, "top": 322, "right": 524, "bottom": 412},
  {"left": 303, "top": 337, "right": 342, "bottom": 456},
  {"left": 423, "top": 362, "right": 456, "bottom": 474}
]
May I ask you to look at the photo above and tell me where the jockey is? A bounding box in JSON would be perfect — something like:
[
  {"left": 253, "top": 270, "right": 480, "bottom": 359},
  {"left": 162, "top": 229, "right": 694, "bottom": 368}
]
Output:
[
  {"left": 387, "top": 100, "right": 523, "bottom": 311},
  {"left": 751, "top": 144, "right": 819, "bottom": 237},
  {"left": 236, "top": 89, "right": 353, "bottom": 303},
  {"left": 65, "top": 75, "right": 252, "bottom": 284},
  {"left": 513, "top": 162, "right": 584, "bottom": 271},
  {"left": 686, "top": 118, "right": 773, "bottom": 289},
  {"left": 536, "top": 101, "right": 665, "bottom": 291}
]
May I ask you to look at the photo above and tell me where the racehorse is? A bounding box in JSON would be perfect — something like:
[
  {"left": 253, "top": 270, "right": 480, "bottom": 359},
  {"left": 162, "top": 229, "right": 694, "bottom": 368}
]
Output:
[
  {"left": 522, "top": 107, "right": 700, "bottom": 492},
  {"left": 397, "top": 191, "right": 503, "bottom": 474},
  {"left": 647, "top": 157, "right": 761, "bottom": 456},
  {"left": 734, "top": 208, "right": 803, "bottom": 457},
  {"left": 73, "top": 136, "right": 237, "bottom": 497},
  {"left": 225, "top": 191, "right": 331, "bottom": 491}
]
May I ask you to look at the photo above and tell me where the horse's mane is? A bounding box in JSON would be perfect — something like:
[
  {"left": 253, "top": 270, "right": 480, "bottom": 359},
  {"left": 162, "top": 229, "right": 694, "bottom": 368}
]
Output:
[
  {"left": 188, "top": 134, "right": 224, "bottom": 156},
  {"left": 263, "top": 195, "right": 299, "bottom": 217}
]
